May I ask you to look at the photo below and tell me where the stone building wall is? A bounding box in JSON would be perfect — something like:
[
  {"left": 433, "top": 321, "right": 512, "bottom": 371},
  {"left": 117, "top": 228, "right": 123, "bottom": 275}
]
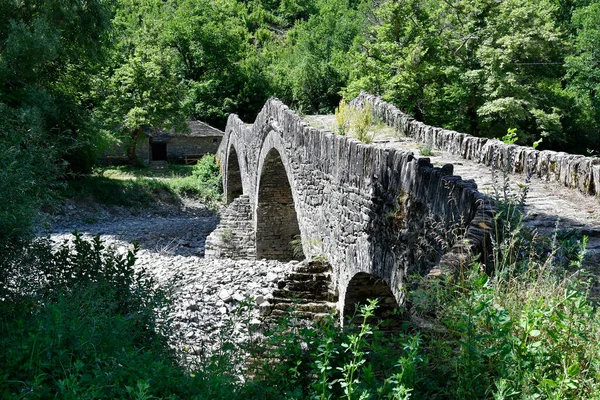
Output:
[
  {"left": 214, "top": 97, "right": 492, "bottom": 312},
  {"left": 104, "top": 135, "right": 222, "bottom": 166},
  {"left": 164, "top": 136, "right": 221, "bottom": 163}
]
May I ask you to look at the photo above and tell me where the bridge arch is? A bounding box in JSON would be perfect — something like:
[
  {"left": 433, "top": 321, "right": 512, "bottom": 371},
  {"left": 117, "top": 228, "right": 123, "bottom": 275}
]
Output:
[
  {"left": 255, "top": 135, "right": 304, "bottom": 261},
  {"left": 343, "top": 272, "right": 401, "bottom": 329},
  {"left": 225, "top": 142, "right": 244, "bottom": 204}
]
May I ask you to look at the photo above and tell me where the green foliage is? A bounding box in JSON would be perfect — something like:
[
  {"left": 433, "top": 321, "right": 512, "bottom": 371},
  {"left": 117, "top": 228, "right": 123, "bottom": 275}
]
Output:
[
  {"left": 335, "top": 99, "right": 352, "bottom": 135},
  {"left": 100, "top": 38, "right": 188, "bottom": 165},
  {"left": 0, "top": 0, "right": 114, "bottom": 241},
  {"left": 188, "top": 154, "right": 224, "bottom": 206},
  {"left": 346, "top": 0, "right": 599, "bottom": 153},
  {"left": 501, "top": 127, "right": 520, "bottom": 145},
  {"left": 0, "top": 0, "right": 114, "bottom": 172},
  {"left": 245, "top": 301, "right": 421, "bottom": 399},
  {"left": 333, "top": 100, "right": 376, "bottom": 143},
  {"left": 64, "top": 157, "right": 223, "bottom": 209},
  {"left": 0, "top": 234, "right": 181, "bottom": 399},
  {"left": 565, "top": 0, "right": 600, "bottom": 153},
  {"left": 0, "top": 111, "right": 63, "bottom": 243},
  {"left": 418, "top": 138, "right": 434, "bottom": 156},
  {"left": 265, "top": 0, "right": 365, "bottom": 114},
  {"left": 352, "top": 103, "right": 374, "bottom": 144},
  {"left": 290, "top": 234, "right": 305, "bottom": 259}
]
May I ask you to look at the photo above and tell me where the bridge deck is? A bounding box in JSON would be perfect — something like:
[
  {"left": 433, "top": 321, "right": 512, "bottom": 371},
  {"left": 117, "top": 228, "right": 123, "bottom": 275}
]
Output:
[{"left": 305, "top": 115, "right": 600, "bottom": 267}]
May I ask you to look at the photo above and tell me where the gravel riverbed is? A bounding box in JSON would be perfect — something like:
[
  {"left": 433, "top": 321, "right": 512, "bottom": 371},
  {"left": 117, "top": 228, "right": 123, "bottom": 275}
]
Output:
[{"left": 45, "top": 198, "right": 295, "bottom": 359}]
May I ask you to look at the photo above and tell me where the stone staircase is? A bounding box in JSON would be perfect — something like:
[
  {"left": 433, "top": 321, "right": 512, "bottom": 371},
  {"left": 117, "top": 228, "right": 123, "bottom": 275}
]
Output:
[
  {"left": 263, "top": 260, "right": 339, "bottom": 325},
  {"left": 205, "top": 195, "right": 256, "bottom": 259}
]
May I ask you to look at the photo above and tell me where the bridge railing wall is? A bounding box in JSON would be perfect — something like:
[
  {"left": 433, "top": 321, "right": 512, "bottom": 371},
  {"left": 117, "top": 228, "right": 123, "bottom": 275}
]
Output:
[{"left": 352, "top": 93, "right": 600, "bottom": 198}]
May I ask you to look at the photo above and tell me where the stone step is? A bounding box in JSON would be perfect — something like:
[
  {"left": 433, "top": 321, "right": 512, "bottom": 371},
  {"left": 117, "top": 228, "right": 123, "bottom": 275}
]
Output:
[
  {"left": 279, "top": 280, "right": 331, "bottom": 293},
  {"left": 284, "top": 272, "right": 331, "bottom": 282},
  {"left": 292, "top": 261, "right": 331, "bottom": 274},
  {"left": 272, "top": 289, "right": 337, "bottom": 302},
  {"left": 271, "top": 301, "right": 337, "bottom": 314}
]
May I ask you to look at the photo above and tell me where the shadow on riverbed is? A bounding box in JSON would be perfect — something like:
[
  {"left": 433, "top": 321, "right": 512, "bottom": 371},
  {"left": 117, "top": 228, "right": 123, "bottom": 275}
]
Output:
[{"left": 45, "top": 205, "right": 220, "bottom": 258}]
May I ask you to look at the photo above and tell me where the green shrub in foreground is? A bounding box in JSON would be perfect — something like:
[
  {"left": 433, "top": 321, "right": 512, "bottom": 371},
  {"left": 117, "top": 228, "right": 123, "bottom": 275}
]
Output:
[
  {"left": 2, "top": 209, "right": 599, "bottom": 398},
  {"left": 0, "top": 234, "right": 239, "bottom": 399}
]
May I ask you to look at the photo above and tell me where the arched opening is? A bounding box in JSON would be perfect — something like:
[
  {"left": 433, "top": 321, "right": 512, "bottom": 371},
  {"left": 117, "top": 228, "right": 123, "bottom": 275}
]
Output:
[
  {"left": 226, "top": 146, "right": 243, "bottom": 203},
  {"left": 343, "top": 273, "right": 402, "bottom": 330},
  {"left": 256, "top": 148, "right": 304, "bottom": 261}
]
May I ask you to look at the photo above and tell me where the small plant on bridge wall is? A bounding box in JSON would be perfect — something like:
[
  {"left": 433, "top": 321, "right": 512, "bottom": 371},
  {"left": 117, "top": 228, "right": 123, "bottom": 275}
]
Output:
[
  {"left": 351, "top": 103, "right": 375, "bottom": 144},
  {"left": 290, "top": 235, "right": 304, "bottom": 259},
  {"left": 290, "top": 235, "right": 324, "bottom": 260},
  {"left": 219, "top": 227, "right": 234, "bottom": 243},
  {"left": 334, "top": 100, "right": 376, "bottom": 144},
  {"left": 418, "top": 136, "right": 434, "bottom": 156},
  {"left": 335, "top": 99, "right": 352, "bottom": 136},
  {"left": 386, "top": 190, "right": 409, "bottom": 229}
]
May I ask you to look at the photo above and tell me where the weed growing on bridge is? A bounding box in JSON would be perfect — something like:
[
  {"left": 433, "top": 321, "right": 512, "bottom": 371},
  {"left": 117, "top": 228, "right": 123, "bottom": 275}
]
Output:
[
  {"left": 352, "top": 104, "right": 374, "bottom": 144},
  {"left": 335, "top": 99, "right": 352, "bottom": 136},
  {"left": 334, "top": 100, "right": 376, "bottom": 143},
  {"left": 418, "top": 136, "right": 434, "bottom": 156}
]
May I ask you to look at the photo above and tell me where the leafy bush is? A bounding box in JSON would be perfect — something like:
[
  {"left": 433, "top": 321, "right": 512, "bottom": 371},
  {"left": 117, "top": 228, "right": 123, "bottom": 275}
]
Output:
[
  {"left": 0, "top": 107, "right": 63, "bottom": 244},
  {"left": 167, "top": 154, "right": 223, "bottom": 207},
  {"left": 0, "top": 234, "right": 248, "bottom": 399},
  {"left": 244, "top": 302, "right": 419, "bottom": 400}
]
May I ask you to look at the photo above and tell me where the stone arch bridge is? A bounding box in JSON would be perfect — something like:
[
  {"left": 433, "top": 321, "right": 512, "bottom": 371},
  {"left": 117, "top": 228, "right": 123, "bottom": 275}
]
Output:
[{"left": 206, "top": 94, "right": 600, "bottom": 320}]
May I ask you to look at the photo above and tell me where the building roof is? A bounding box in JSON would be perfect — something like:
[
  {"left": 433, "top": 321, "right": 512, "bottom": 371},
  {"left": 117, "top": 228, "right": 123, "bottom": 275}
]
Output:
[{"left": 147, "top": 120, "right": 224, "bottom": 139}]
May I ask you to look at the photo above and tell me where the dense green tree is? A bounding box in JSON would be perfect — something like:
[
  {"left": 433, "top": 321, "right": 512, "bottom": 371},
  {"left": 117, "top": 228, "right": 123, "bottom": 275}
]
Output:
[
  {"left": 346, "top": 0, "right": 580, "bottom": 149},
  {"left": 267, "top": 0, "right": 364, "bottom": 113},
  {"left": 0, "top": 0, "right": 114, "bottom": 240},
  {"left": 0, "top": 0, "right": 115, "bottom": 171},
  {"left": 100, "top": 42, "right": 187, "bottom": 165},
  {"left": 565, "top": 0, "right": 600, "bottom": 153}
]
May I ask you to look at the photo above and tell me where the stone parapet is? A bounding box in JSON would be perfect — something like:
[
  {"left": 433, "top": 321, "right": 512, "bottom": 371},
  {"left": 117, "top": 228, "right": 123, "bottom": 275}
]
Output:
[{"left": 351, "top": 92, "right": 600, "bottom": 197}]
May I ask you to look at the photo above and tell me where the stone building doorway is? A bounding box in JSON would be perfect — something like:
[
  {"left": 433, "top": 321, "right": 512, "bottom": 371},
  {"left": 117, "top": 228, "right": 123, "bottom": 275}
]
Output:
[{"left": 151, "top": 142, "right": 167, "bottom": 161}]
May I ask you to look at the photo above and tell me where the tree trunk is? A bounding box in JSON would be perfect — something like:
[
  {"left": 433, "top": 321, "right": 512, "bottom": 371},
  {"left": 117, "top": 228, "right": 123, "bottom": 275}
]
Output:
[{"left": 127, "top": 127, "right": 143, "bottom": 166}]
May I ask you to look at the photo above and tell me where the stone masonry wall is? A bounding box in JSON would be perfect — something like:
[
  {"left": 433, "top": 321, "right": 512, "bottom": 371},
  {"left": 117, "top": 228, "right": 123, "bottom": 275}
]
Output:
[
  {"left": 214, "top": 97, "right": 493, "bottom": 312},
  {"left": 351, "top": 92, "right": 600, "bottom": 198},
  {"left": 105, "top": 136, "right": 221, "bottom": 166},
  {"left": 166, "top": 136, "right": 221, "bottom": 163},
  {"left": 205, "top": 195, "right": 256, "bottom": 259}
]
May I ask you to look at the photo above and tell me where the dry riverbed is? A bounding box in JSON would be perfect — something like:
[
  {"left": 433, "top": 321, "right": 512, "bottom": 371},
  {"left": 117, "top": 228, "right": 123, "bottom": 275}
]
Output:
[{"left": 43, "top": 197, "right": 296, "bottom": 362}]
